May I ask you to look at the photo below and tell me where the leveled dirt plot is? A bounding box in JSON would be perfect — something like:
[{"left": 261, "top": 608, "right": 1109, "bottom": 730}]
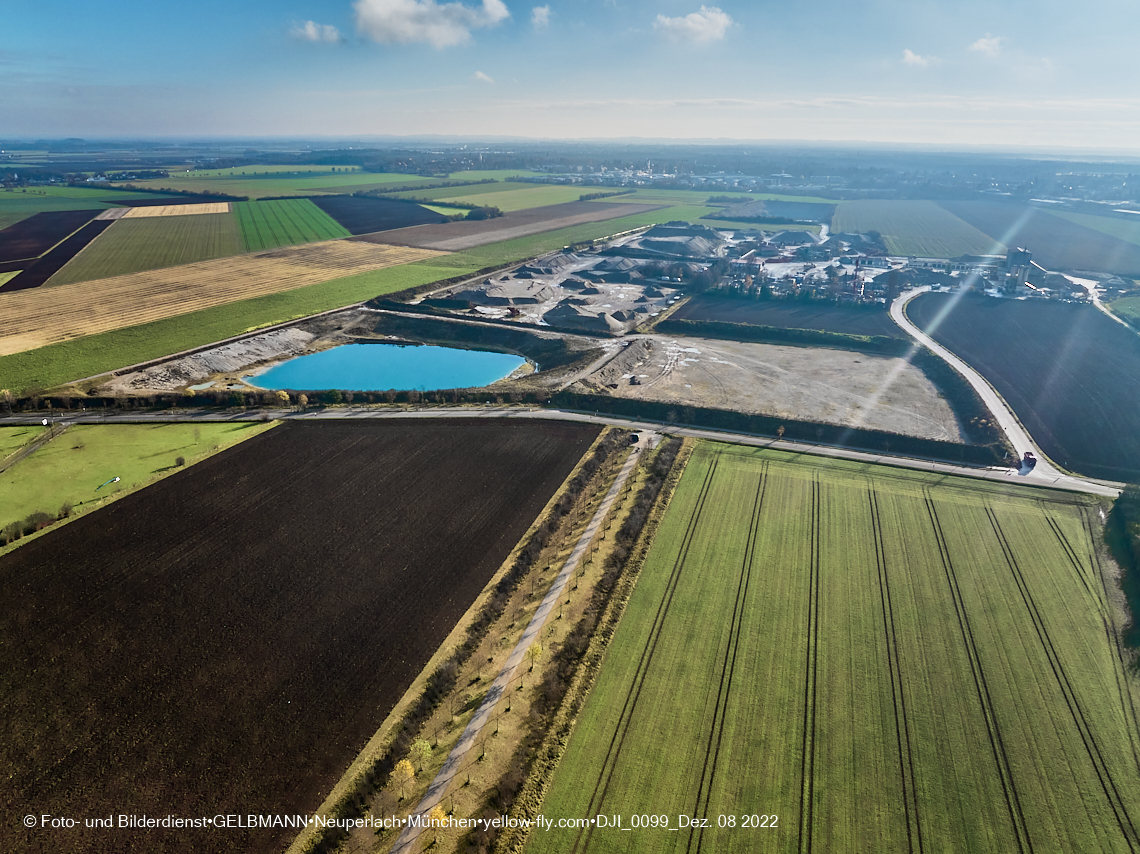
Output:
[
  {"left": 0, "top": 419, "right": 599, "bottom": 854},
  {"left": 120, "top": 202, "right": 231, "bottom": 217},
  {"left": 908, "top": 293, "right": 1140, "bottom": 481},
  {"left": 308, "top": 195, "right": 448, "bottom": 235},
  {"left": 367, "top": 201, "right": 664, "bottom": 251},
  {"left": 234, "top": 198, "right": 351, "bottom": 251},
  {"left": 0, "top": 209, "right": 100, "bottom": 262},
  {"left": 674, "top": 294, "right": 908, "bottom": 338},
  {"left": 941, "top": 201, "right": 1140, "bottom": 275},
  {"left": 0, "top": 239, "right": 445, "bottom": 355},
  {"left": 832, "top": 199, "right": 1001, "bottom": 257},
  {"left": 48, "top": 213, "right": 245, "bottom": 286},
  {"left": 0, "top": 220, "right": 113, "bottom": 292},
  {"left": 531, "top": 443, "right": 1140, "bottom": 854},
  {"left": 578, "top": 334, "right": 961, "bottom": 440}
]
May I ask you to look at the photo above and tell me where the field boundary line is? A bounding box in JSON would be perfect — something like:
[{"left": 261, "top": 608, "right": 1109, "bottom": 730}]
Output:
[
  {"left": 924, "top": 490, "right": 1032, "bottom": 854},
  {"left": 690, "top": 461, "right": 768, "bottom": 854},
  {"left": 986, "top": 505, "right": 1140, "bottom": 851},
  {"left": 869, "top": 486, "right": 924, "bottom": 854},
  {"left": 387, "top": 434, "right": 650, "bottom": 854},
  {"left": 1082, "top": 507, "right": 1140, "bottom": 779},
  {"left": 569, "top": 450, "right": 720, "bottom": 854},
  {"left": 798, "top": 473, "right": 822, "bottom": 854}
]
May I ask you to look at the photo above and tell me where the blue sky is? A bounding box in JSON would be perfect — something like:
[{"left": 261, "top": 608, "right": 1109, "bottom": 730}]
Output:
[{"left": 4, "top": 0, "right": 1139, "bottom": 150}]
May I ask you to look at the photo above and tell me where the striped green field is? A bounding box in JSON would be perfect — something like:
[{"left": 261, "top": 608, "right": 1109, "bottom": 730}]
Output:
[
  {"left": 49, "top": 214, "right": 244, "bottom": 285},
  {"left": 530, "top": 442, "right": 1140, "bottom": 854},
  {"left": 832, "top": 200, "right": 1002, "bottom": 257},
  {"left": 234, "top": 199, "right": 350, "bottom": 251}
]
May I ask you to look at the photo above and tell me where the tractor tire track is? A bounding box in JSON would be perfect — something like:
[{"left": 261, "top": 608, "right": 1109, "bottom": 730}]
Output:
[
  {"left": 689, "top": 462, "right": 768, "bottom": 854},
  {"left": 798, "top": 474, "right": 822, "bottom": 854},
  {"left": 986, "top": 506, "right": 1139, "bottom": 851},
  {"left": 869, "top": 487, "right": 924, "bottom": 854},
  {"left": 923, "top": 490, "right": 1032, "bottom": 854},
  {"left": 569, "top": 453, "right": 720, "bottom": 854}
]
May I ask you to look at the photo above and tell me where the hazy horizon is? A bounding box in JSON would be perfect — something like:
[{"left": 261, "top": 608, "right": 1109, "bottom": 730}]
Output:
[{"left": 6, "top": 0, "right": 1140, "bottom": 152}]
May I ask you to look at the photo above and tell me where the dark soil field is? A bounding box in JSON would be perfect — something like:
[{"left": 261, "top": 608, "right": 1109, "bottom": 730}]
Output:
[
  {"left": 308, "top": 195, "right": 447, "bottom": 235},
  {"left": 0, "top": 209, "right": 100, "bottom": 262},
  {"left": 365, "top": 200, "right": 664, "bottom": 251},
  {"left": 908, "top": 293, "right": 1140, "bottom": 481},
  {"left": 0, "top": 419, "right": 598, "bottom": 854},
  {"left": 939, "top": 200, "right": 1140, "bottom": 275},
  {"left": 674, "top": 293, "right": 908, "bottom": 338},
  {"left": 99, "top": 195, "right": 225, "bottom": 207},
  {"left": 0, "top": 219, "right": 114, "bottom": 291}
]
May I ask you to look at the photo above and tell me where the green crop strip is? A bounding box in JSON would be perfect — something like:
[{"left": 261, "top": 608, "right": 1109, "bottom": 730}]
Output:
[
  {"left": 530, "top": 443, "right": 1138, "bottom": 854},
  {"left": 234, "top": 199, "right": 349, "bottom": 251}
]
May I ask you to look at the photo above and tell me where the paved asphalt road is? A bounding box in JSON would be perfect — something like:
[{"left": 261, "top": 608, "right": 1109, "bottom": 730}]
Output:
[{"left": 0, "top": 404, "right": 1121, "bottom": 497}]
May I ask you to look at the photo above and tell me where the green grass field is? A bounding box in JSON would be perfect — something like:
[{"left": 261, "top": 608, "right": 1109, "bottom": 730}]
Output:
[
  {"left": 1052, "top": 211, "right": 1140, "bottom": 248},
  {"left": 383, "top": 181, "right": 539, "bottom": 202},
  {"left": 832, "top": 200, "right": 1002, "bottom": 257},
  {"left": 0, "top": 422, "right": 273, "bottom": 551},
  {"left": 49, "top": 213, "right": 245, "bottom": 286},
  {"left": 530, "top": 442, "right": 1139, "bottom": 854},
  {"left": 595, "top": 189, "right": 841, "bottom": 206},
  {"left": 444, "top": 169, "right": 544, "bottom": 181},
  {"left": 0, "top": 187, "right": 182, "bottom": 227},
  {"left": 0, "top": 425, "right": 45, "bottom": 461},
  {"left": 434, "top": 185, "right": 590, "bottom": 212},
  {"left": 1109, "top": 296, "right": 1140, "bottom": 327},
  {"left": 0, "top": 271, "right": 21, "bottom": 287},
  {"left": 234, "top": 199, "right": 350, "bottom": 251}
]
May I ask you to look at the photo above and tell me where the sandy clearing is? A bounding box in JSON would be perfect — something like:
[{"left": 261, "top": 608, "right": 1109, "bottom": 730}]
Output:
[
  {"left": 577, "top": 334, "right": 963, "bottom": 441},
  {"left": 0, "top": 240, "right": 445, "bottom": 356},
  {"left": 94, "top": 208, "right": 130, "bottom": 221},
  {"left": 121, "top": 202, "right": 231, "bottom": 218}
]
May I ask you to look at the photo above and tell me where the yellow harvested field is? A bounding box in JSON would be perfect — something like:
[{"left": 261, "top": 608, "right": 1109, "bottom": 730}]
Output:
[
  {"left": 0, "top": 240, "right": 445, "bottom": 356},
  {"left": 122, "top": 203, "right": 232, "bottom": 218}
]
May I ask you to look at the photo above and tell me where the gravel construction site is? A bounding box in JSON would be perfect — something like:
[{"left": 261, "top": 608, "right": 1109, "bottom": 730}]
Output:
[{"left": 573, "top": 335, "right": 964, "bottom": 441}]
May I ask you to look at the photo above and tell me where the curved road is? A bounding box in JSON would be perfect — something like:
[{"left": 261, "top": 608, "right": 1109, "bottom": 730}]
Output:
[{"left": 890, "top": 286, "right": 1118, "bottom": 495}]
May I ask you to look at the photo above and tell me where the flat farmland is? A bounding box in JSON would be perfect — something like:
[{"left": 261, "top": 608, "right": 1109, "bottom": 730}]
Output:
[
  {"left": 48, "top": 213, "right": 244, "bottom": 285},
  {"left": 0, "top": 209, "right": 101, "bottom": 262},
  {"left": 0, "top": 419, "right": 600, "bottom": 854},
  {"left": 1110, "top": 296, "right": 1140, "bottom": 327},
  {"left": 908, "top": 292, "right": 1140, "bottom": 481},
  {"left": 434, "top": 185, "right": 591, "bottom": 212},
  {"left": 115, "top": 172, "right": 438, "bottom": 200},
  {"left": 0, "top": 239, "right": 445, "bottom": 356},
  {"left": 0, "top": 220, "right": 114, "bottom": 292},
  {"left": 121, "top": 202, "right": 231, "bottom": 218},
  {"left": 308, "top": 195, "right": 448, "bottom": 235},
  {"left": 234, "top": 199, "right": 350, "bottom": 251},
  {"left": 0, "top": 189, "right": 182, "bottom": 229},
  {"left": 530, "top": 443, "right": 1140, "bottom": 854},
  {"left": 1051, "top": 211, "right": 1140, "bottom": 247},
  {"left": 832, "top": 200, "right": 1000, "bottom": 257},
  {"left": 940, "top": 201, "right": 1140, "bottom": 275},
  {"left": 369, "top": 200, "right": 665, "bottom": 252},
  {"left": 673, "top": 294, "right": 907, "bottom": 338},
  {"left": 383, "top": 181, "right": 540, "bottom": 202}
]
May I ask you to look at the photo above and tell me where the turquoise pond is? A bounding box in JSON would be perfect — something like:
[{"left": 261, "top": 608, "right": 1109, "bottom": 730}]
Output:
[{"left": 251, "top": 343, "right": 526, "bottom": 392}]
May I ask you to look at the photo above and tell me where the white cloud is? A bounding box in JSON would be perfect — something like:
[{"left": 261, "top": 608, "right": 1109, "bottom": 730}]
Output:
[
  {"left": 653, "top": 6, "right": 733, "bottom": 43},
  {"left": 290, "top": 21, "right": 343, "bottom": 43},
  {"left": 531, "top": 5, "right": 551, "bottom": 28},
  {"left": 970, "top": 34, "right": 1004, "bottom": 57},
  {"left": 354, "top": 0, "right": 510, "bottom": 48},
  {"left": 902, "top": 49, "right": 929, "bottom": 67},
  {"left": 473, "top": 70, "right": 495, "bottom": 83}
]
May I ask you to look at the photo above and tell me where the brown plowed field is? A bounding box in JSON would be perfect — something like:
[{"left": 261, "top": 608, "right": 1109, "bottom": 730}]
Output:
[
  {"left": 0, "top": 239, "right": 445, "bottom": 355},
  {"left": 0, "top": 219, "right": 114, "bottom": 293},
  {"left": 359, "top": 200, "right": 664, "bottom": 250},
  {"left": 0, "top": 419, "right": 599, "bottom": 854},
  {"left": 0, "top": 209, "right": 101, "bottom": 262}
]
